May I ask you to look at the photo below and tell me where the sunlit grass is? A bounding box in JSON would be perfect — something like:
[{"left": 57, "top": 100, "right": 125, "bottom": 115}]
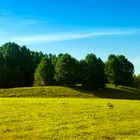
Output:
[
  {"left": 0, "top": 98, "right": 140, "bottom": 139},
  {"left": 0, "top": 85, "right": 140, "bottom": 100}
]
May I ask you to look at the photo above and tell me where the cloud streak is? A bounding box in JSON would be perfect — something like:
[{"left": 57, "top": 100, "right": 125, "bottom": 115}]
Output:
[{"left": 3, "top": 30, "right": 140, "bottom": 44}]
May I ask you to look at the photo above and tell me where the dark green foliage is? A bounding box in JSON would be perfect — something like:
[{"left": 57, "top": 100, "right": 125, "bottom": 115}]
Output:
[
  {"left": 105, "top": 54, "right": 134, "bottom": 86},
  {"left": 20, "top": 46, "right": 34, "bottom": 86},
  {"left": 48, "top": 53, "right": 57, "bottom": 66},
  {"left": 80, "top": 54, "right": 106, "bottom": 89},
  {"left": 0, "top": 42, "right": 24, "bottom": 88},
  {"left": 0, "top": 65, "right": 24, "bottom": 88},
  {"left": 78, "top": 60, "right": 87, "bottom": 85},
  {"left": 0, "top": 42, "right": 44, "bottom": 88},
  {"left": 34, "top": 57, "right": 55, "bottom": 86},
  {"left": 31, "top": 51, "right": 44, "bottom": 70},
  {"left": 55, "top": 53, "right": 78, "bottom": 86},
  {"left": 30, "top": 51, "right": 44, "bottom": 86},
  {"left": 134, "top": 74, "right": 140, "bottom": 88},
  {"left": 0, "top": 42, "right": 136, "bottom": 89}
]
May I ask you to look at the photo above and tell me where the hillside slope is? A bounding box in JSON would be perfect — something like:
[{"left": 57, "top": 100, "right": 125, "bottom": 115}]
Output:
[{"left": 0, "top": 85, "right": 140, "bottom": 100}]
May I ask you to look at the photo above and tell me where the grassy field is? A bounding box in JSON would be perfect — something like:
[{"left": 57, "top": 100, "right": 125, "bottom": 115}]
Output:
[
  {"left": 0, "top": 85, "right": 140, "bottom": 139},
  {"left": 0, "top": 98, "right": 140, "bottom": 140},
  {"left": 0, "top": 84, "right": 140, "bottom": 99}
]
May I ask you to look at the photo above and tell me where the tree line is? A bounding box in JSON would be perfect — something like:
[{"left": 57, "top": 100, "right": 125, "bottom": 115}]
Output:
[{"left": 0, "top": 42, "right": 136, "bottom": 89}]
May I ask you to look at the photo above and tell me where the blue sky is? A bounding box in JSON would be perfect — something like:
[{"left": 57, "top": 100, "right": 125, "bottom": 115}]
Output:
[{"left": 0, "top": 0, "right": 140, "bottom": 74}]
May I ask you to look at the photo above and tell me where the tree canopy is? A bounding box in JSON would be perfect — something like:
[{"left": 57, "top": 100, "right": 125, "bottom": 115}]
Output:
[
  {"left": 0, "top": 42, "right": 136, "bottom": 89},
  {"left": 55, "top": 53, "right": 78, "bottom": 86},
  {"left": 0, "top": 42, "right": 44, "bottom": 88},
  {"left": 80, "top": 54, "right": 106, "bottom": 89},
  {"left": 34, "top": 57, "right": 55, "bottom": 86},
  {"left": 105, "top": 54, "right": 134, "bottom": 86}
]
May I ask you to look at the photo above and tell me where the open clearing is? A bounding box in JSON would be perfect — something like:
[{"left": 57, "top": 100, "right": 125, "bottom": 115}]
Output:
[{"left": 0, "top": 98, "right": 140, "bottom": 140}]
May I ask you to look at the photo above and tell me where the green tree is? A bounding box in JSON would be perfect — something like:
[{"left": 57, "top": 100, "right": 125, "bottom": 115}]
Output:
[
  {"left": 81, "top": 54, "right": 106, "bottom": 89},
  {"left": 0, "top": 42, "right": 45, "bottom": 88},
  {"left": 34, "top": 57, "right": 55, "bottom": 86},
  {"left": 20, "top": 46, "right": 34, "bottom": 86},
  {"left": 78, "top": 60, "right": 87, "bottom": 85},
  {"left": 0, "top": 42, "right": 25, "bottom": 87},
  {"left": 0, "top": 42, "right": 21, "bottom": 66},
  {"left": 55, "top": 53, "right": 78, "bottom": 85},
  {"left": 105, "top": 54, "right": 134, "bottom": 86},
  {"left": 48, "top": 53, "right": 57, "bottom": 66},
  {"left": 134, "top": 74, "right": 140, "bottom": 88}
]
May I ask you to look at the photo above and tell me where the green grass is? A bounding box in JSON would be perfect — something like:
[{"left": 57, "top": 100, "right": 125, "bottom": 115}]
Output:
[
  {"left": 0, "top": 86, "right": 94, "bottom": 98},
  {"left": 0, "top": 84, "right": 140, "bottom": 100},
  {"left": 0, "top": 98, "right": 140, "bottom": 139},
  {"left": 0, "top": 85, "right": 140, "bottom": 139}
]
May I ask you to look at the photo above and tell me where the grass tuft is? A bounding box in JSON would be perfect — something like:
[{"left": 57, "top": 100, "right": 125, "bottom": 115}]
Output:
[{"left": 107, "top": 102, "right": 114, "bottom": 108}]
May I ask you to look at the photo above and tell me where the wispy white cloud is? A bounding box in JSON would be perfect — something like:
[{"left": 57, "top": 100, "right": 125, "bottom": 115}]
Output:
[{"left": 9, "top": 30, "right": 139, "bottom": 44}]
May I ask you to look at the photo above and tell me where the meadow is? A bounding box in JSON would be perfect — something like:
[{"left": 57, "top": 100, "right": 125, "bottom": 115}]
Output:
[
  {"left": 0, "top": 84, "right": 140, "bottom": 99},
  {"left": 0, "top": 85, "right": 140, "bottom": 139},
  {"left": 0, "top": 98, "right": 140, "bottom": 140}
]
